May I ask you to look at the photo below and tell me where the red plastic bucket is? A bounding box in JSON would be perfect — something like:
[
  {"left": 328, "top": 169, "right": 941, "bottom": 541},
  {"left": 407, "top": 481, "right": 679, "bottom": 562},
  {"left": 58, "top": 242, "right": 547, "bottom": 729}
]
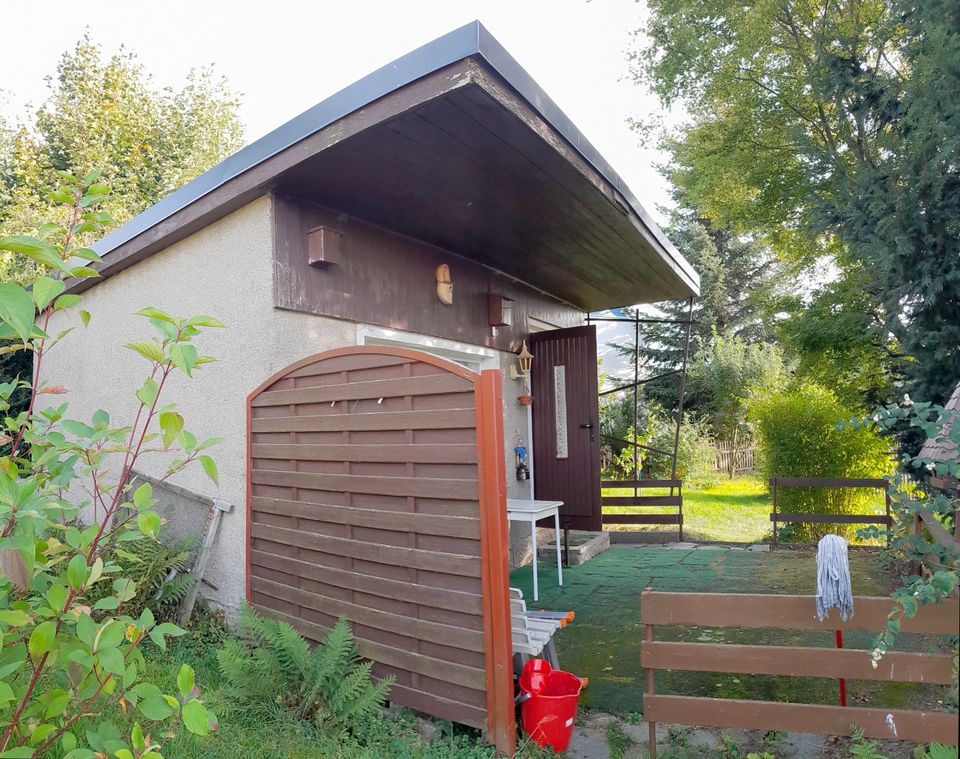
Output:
[{"left": 519, "top": 660, "right": 585, "bottom": 753}]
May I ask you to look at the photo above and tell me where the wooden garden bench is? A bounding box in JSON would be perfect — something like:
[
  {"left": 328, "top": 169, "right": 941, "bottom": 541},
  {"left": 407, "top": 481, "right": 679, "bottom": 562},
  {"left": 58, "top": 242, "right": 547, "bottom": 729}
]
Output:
[{"left": 509, "top": 587, "right": 574, "bottom": 670}]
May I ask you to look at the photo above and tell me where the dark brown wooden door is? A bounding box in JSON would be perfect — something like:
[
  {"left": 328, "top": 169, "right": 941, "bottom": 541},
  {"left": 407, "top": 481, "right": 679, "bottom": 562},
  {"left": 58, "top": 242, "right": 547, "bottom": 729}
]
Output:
[{"left": 530, "top": 325, "right": 601, "bottom": 531}]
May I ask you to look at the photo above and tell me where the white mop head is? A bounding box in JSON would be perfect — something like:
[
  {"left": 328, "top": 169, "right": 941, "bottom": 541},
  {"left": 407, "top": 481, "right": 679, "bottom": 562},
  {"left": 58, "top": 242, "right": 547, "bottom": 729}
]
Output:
[{"left": 816, "top": 535, "right": 854, "bottom": 622}]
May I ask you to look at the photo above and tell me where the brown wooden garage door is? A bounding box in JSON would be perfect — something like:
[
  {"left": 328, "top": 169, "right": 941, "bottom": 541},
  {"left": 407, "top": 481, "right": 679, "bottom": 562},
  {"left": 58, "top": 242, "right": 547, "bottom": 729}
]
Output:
[{"left": 246, "top": 347, "right": 514, "bottom": 753}]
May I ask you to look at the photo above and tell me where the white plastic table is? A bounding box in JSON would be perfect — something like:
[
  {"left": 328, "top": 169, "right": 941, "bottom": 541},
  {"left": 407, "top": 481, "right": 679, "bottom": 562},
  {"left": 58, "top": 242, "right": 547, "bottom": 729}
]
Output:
[{"left": 506, "top": 499, "right": 564, "bottom": 601}]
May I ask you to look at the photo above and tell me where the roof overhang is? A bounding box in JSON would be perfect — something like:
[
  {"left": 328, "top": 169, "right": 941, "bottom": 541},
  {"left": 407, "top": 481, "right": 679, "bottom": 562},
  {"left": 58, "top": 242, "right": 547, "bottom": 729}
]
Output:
[{"left": 78, "top": 21, "right": 699, "bottom": 310}]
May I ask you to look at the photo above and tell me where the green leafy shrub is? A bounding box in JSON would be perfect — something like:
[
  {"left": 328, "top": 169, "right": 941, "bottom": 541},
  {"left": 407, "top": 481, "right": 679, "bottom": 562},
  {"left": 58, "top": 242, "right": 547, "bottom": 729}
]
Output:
[
  {"left": 0, "top": 172, "right": 219, "bottom": 756},
  {"left": 608, "top": 424, "right": 653, "bottom": 481},
  {"left": 216, "top": 606, "right": 393, "bottom": 736},
  {"left": 687, "top": 334, "right": 787, "bottom": 477},
  {"left": 750, "top": 384, "right": 892, "bottom": 541},
  {"left": 645, "top": 410, "right": 720, "bottom": 489}
]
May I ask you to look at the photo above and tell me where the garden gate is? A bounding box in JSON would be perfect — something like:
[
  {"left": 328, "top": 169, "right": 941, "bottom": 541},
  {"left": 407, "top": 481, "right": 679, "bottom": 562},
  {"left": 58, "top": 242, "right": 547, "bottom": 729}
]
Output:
[{"left": 245, "top": 347, "right": 514, "bottom": 754}]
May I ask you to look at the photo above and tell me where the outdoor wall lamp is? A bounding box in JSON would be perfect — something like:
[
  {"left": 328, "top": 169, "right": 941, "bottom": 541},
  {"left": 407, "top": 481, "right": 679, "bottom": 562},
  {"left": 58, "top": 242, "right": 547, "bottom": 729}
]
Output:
[
  {"left": 435, "top": 264, "right": 453, "bottom": 305},
  {"left": 509, "top": 340, "right": 534, "bottom": 381}
]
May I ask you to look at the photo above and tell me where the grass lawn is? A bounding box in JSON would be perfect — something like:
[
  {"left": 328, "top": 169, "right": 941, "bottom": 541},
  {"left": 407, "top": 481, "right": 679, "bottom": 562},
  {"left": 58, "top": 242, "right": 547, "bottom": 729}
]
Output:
[
  {"left": 602, "top": 476, "right": 889, "bottom": 544},
  {"left": 102, "top": 614, "right": 547, "bottom": 759},
  {"left": 603, "top": 476, "right": 772, "bottom": 543}
]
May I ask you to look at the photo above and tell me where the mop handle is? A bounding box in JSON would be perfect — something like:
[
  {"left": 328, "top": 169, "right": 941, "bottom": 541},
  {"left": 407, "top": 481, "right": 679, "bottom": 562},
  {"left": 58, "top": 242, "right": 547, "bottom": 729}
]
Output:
[{"left": 835, "top": 629, "right": 847, "bottom": 706}]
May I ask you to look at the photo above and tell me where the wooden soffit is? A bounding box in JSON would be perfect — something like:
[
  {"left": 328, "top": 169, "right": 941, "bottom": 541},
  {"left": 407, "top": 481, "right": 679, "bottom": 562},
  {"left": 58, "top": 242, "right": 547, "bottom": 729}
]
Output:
[{"left": 73, "top": 23, "right": 698, "bottom": 310}]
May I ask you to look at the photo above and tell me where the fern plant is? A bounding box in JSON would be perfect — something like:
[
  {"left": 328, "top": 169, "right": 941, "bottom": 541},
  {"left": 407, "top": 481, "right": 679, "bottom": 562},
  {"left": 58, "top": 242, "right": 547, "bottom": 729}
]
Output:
[
  {"left": 216, "top": 606, "right": 393, "bottom": 736},
  {"left": 848, "top": 727, "right": 888, "bottom": 759},
  {"left": 88, "top": 529, "right": 199, "bottom": 619},
  {"left": 915, "top": 744, "right": 958, "bottom": 759}
]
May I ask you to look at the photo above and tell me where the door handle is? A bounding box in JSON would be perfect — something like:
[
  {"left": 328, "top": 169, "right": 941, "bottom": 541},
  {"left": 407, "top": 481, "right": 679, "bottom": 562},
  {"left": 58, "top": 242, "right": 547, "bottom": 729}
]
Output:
[{"left": 580, "top": 422, "right": 595, "bottom": 442}]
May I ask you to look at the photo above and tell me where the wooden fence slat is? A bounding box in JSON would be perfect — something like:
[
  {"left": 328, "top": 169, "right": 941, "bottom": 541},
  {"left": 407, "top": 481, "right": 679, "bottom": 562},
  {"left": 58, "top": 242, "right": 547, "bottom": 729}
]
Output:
[
  {"left": 644, "top": 695, "right": 958, "bottom": 745},
  {"left": 640, "top": 592, "right": 960, "bottom": 634},
  {"left": 251, "top": 442, "right": 478, "bottom": 464},
  {"left": 918, "top": 509, "right": 960, "bottom": 550},
  {"left": 250, "top": 496, "right": 481, "bottom": 539},
  {"left": 249, "top": 549, "right": 484, "bottom": 615},
  {"left": 250, "top": 408, "right": 477, "bottom": 433},
  {"left": 641, "top": 641, "right": 955, "bottom": 684},
  {"left": 601, "top": 480, "right": 681, "bottom": 489},
  {"left": 250, "top": 523, "right": 481, "bottom": 577},
  {"left": 386, "top": 684, "right": 487, "bottom": 730},
  {"left": 770, "top": 513, "right": 891, "bottom": 525},
  {"left": 251, "top": 373, "right": 470, "bottom": 407},
  {"left": 286, "top": 353, "right": 412, "bottom": 378},
  {"left": 771, "top": 477, "right": 888, "bottom": 489},
  {"left": 602, "top": 496, "right": 682, "bottom": 507},
  {"left": 252, "top": 576, "right": 484, "bottom": 653},
  {"left": 251, "top": 469, "right": 478, "bottom": 500},
  {"left": 715, "top": 446, "right": 756, "bottom": 474},
  {"left": 602, "top": 514, "right": 682, "bottom": 525},
  {"left": 271, "top": 610, "right": 487, "bottom": 690}
]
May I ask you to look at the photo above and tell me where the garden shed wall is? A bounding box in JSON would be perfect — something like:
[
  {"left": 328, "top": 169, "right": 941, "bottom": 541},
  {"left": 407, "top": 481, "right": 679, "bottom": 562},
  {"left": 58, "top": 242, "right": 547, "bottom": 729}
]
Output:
[{"left": 43, "top": 194, "right": 558, "bottom": 612}]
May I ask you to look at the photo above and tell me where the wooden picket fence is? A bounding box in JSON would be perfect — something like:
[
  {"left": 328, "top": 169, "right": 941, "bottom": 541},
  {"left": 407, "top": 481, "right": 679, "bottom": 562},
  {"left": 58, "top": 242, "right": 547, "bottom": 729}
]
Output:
[
  {"left": 640, "top": 589, "right": 959, "bottom": 757},
  {"left": 714, "top": 446, "right": 756, "bottom": 475}
]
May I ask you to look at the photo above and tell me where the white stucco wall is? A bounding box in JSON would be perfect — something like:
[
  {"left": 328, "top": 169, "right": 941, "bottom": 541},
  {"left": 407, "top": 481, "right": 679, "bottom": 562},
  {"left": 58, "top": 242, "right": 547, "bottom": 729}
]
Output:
[
  {"left": 43, "top": 194, "right": 540, "bottom": 612},
  {"left": 44, "top": 196, "right": 356, "bottom": 613}
]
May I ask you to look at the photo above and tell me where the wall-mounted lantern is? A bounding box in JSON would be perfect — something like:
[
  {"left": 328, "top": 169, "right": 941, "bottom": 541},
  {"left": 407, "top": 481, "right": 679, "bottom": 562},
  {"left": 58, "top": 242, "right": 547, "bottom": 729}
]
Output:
[
  {"left": 487, "top": 293, "right": 514, "bottom": 327},
  {"left": 509, "top": 340, "right": 534, "bottom": 381},
  {"left": 436, "top": 264, "right": 453, "bottom": 305}
]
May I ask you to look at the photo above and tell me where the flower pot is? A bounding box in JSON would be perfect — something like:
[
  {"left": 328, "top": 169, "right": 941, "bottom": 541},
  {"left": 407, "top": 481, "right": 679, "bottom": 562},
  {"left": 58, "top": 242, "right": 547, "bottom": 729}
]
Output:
[{"left": 518, "top": 394, "right": 534, "bottom": 406}]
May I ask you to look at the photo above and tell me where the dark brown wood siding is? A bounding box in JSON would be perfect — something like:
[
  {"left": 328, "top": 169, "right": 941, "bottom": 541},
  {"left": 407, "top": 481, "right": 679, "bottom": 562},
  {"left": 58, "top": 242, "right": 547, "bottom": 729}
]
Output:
[
  {"left": 272, "top": 193, "right": 581, "bottom": 353},
  {"left": 246, "top": 348, "right": 513, "bottom": 741}
]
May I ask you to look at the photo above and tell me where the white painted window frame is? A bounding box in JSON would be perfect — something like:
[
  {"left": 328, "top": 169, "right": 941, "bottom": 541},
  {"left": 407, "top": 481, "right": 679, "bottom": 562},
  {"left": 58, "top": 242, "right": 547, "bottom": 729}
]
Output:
[{"left": 356, "top": 324, "right": 499, "bottom": 373}]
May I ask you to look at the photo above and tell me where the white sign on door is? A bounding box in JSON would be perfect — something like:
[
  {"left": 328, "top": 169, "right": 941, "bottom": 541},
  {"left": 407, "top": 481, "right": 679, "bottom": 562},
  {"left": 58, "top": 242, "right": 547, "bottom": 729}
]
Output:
[{"left": 554, "top": 365, "right": 568, "bottom": 459}]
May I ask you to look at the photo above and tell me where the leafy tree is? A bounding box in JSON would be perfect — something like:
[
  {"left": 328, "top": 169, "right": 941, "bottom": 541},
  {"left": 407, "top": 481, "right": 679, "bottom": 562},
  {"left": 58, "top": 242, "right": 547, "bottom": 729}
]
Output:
[
  {"left": 610, "top": 212, "right": 786, "bottom": 433},
  {"left": 0, "top": 34, "right": 244, "bottom": 283},
  {"left": 613, "top": 211, "right": 784, "bottom": 396},
  {"left": 637, "top": 211, "right": 785, "bottom": 373},
  {"left": 633, "top": 0, "right": 960, "bottom": 405},
  {"left": 0, "top": 174, "right": 218, "bottom": 755},
  {"left": 778, "top": 266, "right": 904, "bottom": 410},
  {"left": 687, "top": 335, "right": 788, "bottom": 475}
]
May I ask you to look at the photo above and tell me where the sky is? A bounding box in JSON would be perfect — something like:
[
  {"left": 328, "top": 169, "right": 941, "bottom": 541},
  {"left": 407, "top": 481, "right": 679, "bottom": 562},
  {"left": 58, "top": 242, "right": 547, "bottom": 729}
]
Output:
[
  {"left": 3, "top": 0, "right": 679, "bottom": 377},
  {"left": 3, "top": 0, "right": 676, "bottom": 222}
]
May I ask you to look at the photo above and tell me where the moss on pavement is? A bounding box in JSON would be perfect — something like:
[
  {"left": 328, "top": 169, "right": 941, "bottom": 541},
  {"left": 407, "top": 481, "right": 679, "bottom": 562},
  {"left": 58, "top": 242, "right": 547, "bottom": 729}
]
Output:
[{"left": 509, "top": 546, "right": 941, "bottom": 715}]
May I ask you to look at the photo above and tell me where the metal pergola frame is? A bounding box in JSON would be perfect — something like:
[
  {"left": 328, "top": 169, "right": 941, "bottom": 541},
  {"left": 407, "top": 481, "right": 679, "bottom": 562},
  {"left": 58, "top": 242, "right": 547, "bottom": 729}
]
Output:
[{"left": 588, "top": 297, "right": 695, "bottom": 484}]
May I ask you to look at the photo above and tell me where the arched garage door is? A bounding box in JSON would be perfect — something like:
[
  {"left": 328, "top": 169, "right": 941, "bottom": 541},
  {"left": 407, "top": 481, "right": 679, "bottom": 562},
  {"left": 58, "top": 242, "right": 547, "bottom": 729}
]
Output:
[{"left": 245, "top": 347, "right": 514, "bottom": 754}]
